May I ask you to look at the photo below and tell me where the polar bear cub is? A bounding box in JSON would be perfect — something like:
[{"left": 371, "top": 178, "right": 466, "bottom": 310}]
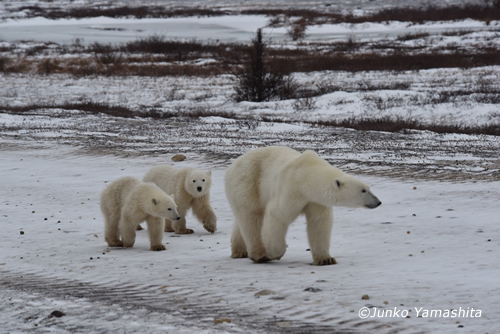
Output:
[
  {"left": 225, "top": 146, "right": 381, "bottom": 265},
  {"left": 100, "top": 176, "right": 180, "bottom": 251},
  {"left": 143, "top": 166, "right": 217, "bottom": 234}
]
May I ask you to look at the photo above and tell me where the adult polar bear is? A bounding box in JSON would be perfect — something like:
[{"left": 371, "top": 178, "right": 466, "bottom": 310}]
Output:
[{"left": 225, "top": 146, "right": 381, "bottom": 265}]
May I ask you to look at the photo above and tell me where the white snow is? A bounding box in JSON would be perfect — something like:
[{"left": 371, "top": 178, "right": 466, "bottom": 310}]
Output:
[{"left": 1, "top": 145, "right": 499, "bottom": 333}]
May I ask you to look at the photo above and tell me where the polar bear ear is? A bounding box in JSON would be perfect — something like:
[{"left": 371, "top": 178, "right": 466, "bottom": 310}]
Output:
[
  {"left": 335, "top": 180, "right": 343, "bottom": 189},
  {"left": 169, "top": 194, "right": 175, "bottom": 200},
  {"left": 152, "top": 198, "right": 158, "bottom": 206}
]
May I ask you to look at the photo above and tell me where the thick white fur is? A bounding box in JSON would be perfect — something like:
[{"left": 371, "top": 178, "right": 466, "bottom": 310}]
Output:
[
  {"left": 225, "top": 146, "right": 381, "bottom": 265},
  {"left": 143, "top": 166, "right": 217, "bottom": 234},
  {"left": 100, "top": 176, "right": 180, "bottom": 251}
]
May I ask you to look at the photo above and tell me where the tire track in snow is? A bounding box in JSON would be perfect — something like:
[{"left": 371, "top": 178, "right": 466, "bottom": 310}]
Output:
[{"left": 1, "top": 270, "right": 364, "bottom": 334}]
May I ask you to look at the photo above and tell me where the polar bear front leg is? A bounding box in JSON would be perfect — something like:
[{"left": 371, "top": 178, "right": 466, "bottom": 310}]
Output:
[
  {"left": 146, "top": 216, "right": 166, "bottom": 251},
  {"left": 304, "top": 203, "right": 336, "bottom": 265},
  {"left": 192, "top": 196, "right": 217, "bottom": 233},
  {"left": 173, "top": 216, "right": 194, "bottom": 234},
  {"left": 164, "top": 219, "right": 175, "bottom": 232}
]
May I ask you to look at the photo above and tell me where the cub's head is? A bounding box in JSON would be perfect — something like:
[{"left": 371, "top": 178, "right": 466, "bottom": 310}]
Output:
[
  {"left": 184, "top": 168, "right": 212, "bottom": 198},
  {"left": 144, "top": 183, "right": 181, "bottom": 221},
  {"left": 333, "top": 175, "right": 381, "bottom": 209}
]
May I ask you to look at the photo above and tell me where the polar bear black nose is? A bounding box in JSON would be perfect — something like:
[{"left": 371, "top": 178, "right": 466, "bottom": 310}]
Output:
[
  {"left": 176, "top": 216, "right": 181, "bottom": 221},
  {"left": 197, "top": 186, "right": 202, "bottom": 192}
]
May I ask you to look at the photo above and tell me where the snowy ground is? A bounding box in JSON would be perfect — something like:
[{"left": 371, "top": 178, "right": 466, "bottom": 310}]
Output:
[
  {"left": 1, "top": 144, "right": 499, "bottom": 334},
  {"left": 1, "top": 0, "right": 500, "bottom": 333}
]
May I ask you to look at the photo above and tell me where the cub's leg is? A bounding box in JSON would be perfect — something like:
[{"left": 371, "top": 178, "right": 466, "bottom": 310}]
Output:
[
  {"left": 146, "top": 216, "right": 166, "bottom": 251},
  {"left": 173, "top": 205, "right": 193, "bottom": 234},
  {"left": 104, "top": 209, "right": 123, "bottom": 247},
  {"left": 192, "top": 196, "right": 217, "bottom": 233},
  {"left": 164, "top": 219, "right": 175, "bottom": 232},
  {"left": 119, "top": 217, "right": 137, "bottom": 248}
]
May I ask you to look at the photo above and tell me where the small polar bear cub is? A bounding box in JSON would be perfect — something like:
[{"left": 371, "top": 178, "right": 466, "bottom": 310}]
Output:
[
  {"left": 100, "top": 176, "right": 180, "bottom": 251},
  {"left": 225, "top": 146, "right": 382, "bottom": 265},
  {"left": 143, "top": 166, "right": 217, "bottom": 234}
]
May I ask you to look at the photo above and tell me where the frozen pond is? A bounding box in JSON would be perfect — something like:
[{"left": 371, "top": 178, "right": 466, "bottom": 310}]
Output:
[{"left": 1, "top": 14, "right": 495, "bottom": 45}]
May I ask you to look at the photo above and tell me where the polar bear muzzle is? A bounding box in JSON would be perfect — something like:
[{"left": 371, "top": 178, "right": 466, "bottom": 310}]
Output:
[{"left": 364, "top": 191, "right": 382, "bottom": 209}]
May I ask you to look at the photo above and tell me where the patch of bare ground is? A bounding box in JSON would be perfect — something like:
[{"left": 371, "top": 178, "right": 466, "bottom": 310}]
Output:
[{"left": 1, "top": 106, "right": 498, "bottom": 182}]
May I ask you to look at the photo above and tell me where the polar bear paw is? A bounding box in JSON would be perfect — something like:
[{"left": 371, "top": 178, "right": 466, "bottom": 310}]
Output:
[
  {"left": 106, "top": 240, "right": 124, "bottom": 247},
  {"left": 231, "top": 250, "right": 248, "bottom": 258},
  {"left": 251, "top": 256, "right": 271, "bottom": 263},
  {"left": 150, "top": 244, "right": 166, "bottom": 251},
  {"left": 203, "top": 220, "right": 217, "bottom": 233},
  {"left": 249, "top": 247, "right": 271, "bottom": 263},
  {"left": 175, "top": 228, "right": 194, "bottom": 234},
  {"left": 313, "top": 256, "right": 337, "bottom": 266}
]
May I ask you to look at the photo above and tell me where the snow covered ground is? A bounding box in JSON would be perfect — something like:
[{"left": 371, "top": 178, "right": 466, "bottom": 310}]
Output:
[
  {"left": 1, "top": 1, "right": 500, "bottom": 333},
  {"left": 1, "top": 144, "right": 499, "bottom": 334}
]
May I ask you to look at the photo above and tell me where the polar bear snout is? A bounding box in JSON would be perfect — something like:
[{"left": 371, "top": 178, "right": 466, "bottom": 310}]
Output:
[
  {"left": 365, "top": 200, "right": 382, "bottom": 209},
  {"left": 365, "top": 195, "right": 382, "bottom": 209},
  {"left": 197, "top": 186, "right": 203, "bottom": 192}
]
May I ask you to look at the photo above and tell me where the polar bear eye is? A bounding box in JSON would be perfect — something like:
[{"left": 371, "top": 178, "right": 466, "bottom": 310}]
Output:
[
  {"left": 168, "top": 208, "right": 172, "bottom": 211},
  {"left": 362, "top": 189, "right": 367, "bottom": 193},
  {"left": 193, "top": 180, "right": 196, "bottom": 183},
  {"left": 202, "top": 179, "right": 205, "bottom": 182}
]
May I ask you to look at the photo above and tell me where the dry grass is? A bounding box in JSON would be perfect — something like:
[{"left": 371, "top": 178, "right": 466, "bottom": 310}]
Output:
[
  {"left": 2, "top": 38, "right": 500, "bottom": 77},
  {"left": 0, "top": 102, "right": 236, "bottom": 120},
  {"left": 12, "top": 3, "right": 500, "bottom": 23},
  {"left": 311, "top": 116, "right": 500, "bottom": 136},
  {"left": 1, "top": 102, "right": 498, "bottom": 136}
]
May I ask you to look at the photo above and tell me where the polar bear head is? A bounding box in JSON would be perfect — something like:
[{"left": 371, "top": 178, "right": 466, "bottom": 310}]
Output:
[
  {"left": 140, "top": 183, "right": 181, "bottom": 221},
  {"left": 298, "top": 151, "right": 381, "bottom": 209},
  {"left": 332, "top": 174, "right": 381, "bottom": 209},
  {"left": 184, "top": 168, "right": 212, "bottom": 198}
]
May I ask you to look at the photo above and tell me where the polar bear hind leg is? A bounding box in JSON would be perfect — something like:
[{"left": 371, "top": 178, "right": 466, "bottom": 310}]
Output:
[
  {"left": 232, "top": 211, "right": 269, "bottom": 263},
  {"left": 104, "top": 210, "right": 123, "bottom": 247},
  {"left": 231, "top": 223, "right": 247, "bottom": 258}
]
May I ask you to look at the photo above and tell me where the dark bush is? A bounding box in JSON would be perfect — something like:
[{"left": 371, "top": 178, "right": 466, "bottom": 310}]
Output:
[{"left": 234, "top": 29, "right": 298, "bottom": 102}]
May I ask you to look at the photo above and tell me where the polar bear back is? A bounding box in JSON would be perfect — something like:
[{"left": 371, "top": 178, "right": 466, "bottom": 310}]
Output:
[
  {"left": 225, "top": 146, "right": 381, "bottom": 210},
  {"left": 100, "top": 176, "right": 141, "bottom": 217},
  {"left": 144, "top": 165, "right": 212, "bottom": 199},
  {"left": 143, "top": 165, "right": 185, "bottom": 195},
  {"left": 101, "top": 176, "right": 178, "bottom": 219},
  {"left": 225, "top": 146, "right": 301, "bottom": 210}
]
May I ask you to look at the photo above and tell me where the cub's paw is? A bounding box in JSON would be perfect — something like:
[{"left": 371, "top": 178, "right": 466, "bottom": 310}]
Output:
[
  {"left": 313, "top": 256, "right": 337, "bottom": 266},
  {"left": 203, "top": 220, "right": 217, "bottom": 233},
  {"left": 150, "top": 244, "right": 166, "bottom": 251},
  {"left": 175, "top": 229, "right": 194, "bottom": 234},
  {"left": 164, "top": 227, "right": 175, "bottom": 232}
]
